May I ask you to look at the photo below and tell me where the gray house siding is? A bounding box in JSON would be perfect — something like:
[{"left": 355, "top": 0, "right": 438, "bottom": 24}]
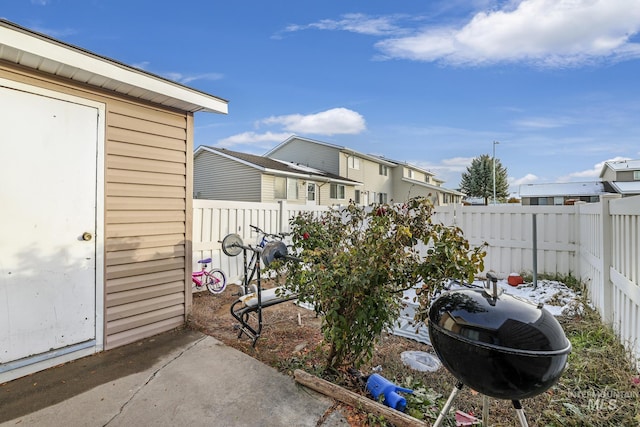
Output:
[
  {"left": 268, "top": 138, "right": 340, "bottom": 175},
  {"left": 615, "top": 170, "right": 636, "bottom": 181},
  {"left": 194, "top": 151, "right": 261, "bottom": 201}
]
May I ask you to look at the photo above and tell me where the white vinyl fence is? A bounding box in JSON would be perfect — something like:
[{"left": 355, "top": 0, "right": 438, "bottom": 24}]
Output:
[
  {"left": 193, "top": 196, "right": 640, "bottom": 364},
  {"left": 192, "top": 200, "right": 329, "bottom": 285},
  {"left": 433, "top": 204, "right": 579, "bottom": 278},
  {"left": 607, "top": 195, "right": 640, "bottom": 361}
]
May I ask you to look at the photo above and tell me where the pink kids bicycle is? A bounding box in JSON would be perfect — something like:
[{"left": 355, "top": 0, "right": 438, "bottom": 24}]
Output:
[{"left": 192, "top": 258, "right": 227, "bottom": 294}]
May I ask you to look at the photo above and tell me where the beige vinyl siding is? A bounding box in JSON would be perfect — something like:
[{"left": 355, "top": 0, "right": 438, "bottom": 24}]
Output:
[
  {"left": 358, "top": 158, "right": 393, "bottom": 202},
  {"left": 269, "top": 138, "right": 340, "bottom": 175},
  {"left": 261, "top": 175, "right": 307, "bottom": 204},
  {"left": 323, "top": 182, "right": 356, "bottom": 206},
  {"left": 262, "top": 174, "right": 277, "bottom": 203},
  {"left": 389, "top": 167, "right": 440, "bottom": 204},
  {"left": 194, "top": 151, "right": 262, "bottom": 201},
  {"left": 105, "top": 101, "right": 189, "bottom": 349},
  {"left": 394, "top": 181, "right": 441, "bottom": 205},
  {"left": 342, "top": 154, "right": 365, "bottom": 183},
  {"left": 1, "top": 56, "right": 195, "bottom": 352},
  {"left": 601, "top": 168, "right": 617, "bottom": 181}
]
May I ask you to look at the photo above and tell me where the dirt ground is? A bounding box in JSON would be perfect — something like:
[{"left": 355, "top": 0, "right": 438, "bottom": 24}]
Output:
[
  {"left": 189, "top": 281, "right": 325, "bottom": 371},
  {"left": 188, "top": 281, "right": 567, "bottom": 426}
]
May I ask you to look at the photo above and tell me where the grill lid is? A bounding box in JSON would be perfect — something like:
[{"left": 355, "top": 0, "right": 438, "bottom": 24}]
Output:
[{"left": 428, "top": 287, "right": 570, "bottom": 354}]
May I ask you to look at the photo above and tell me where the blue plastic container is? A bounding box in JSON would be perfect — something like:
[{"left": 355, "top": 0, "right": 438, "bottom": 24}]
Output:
[{"left": 366, "top": 373, "right": 413, "bottom": 411}]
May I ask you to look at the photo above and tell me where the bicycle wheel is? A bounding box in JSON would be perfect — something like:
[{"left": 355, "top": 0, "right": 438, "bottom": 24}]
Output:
[
  {"left": 205, "top": 268, "right": 227, "bottom": 294},
  {"left": 221, "top": 233, "right": 243, "bottom": 257}
]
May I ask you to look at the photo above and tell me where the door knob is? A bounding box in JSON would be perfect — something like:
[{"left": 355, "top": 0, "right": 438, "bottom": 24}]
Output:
[{"left": 82, "top": 232, "right": 93, "bottom": 241}]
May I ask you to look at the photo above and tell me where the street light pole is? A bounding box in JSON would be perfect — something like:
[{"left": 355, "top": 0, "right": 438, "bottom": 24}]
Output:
[{"left": 492, "top": 141, "right": 499, "bottom": 205}]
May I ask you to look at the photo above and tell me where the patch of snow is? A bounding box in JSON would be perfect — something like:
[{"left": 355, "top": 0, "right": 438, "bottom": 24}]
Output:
[{"left": 391, "top": 278, "right": 579, "bottom": 345}]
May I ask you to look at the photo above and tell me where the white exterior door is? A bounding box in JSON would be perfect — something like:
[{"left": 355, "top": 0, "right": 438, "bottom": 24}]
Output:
[
  {"left": 0, "top": 83, "right": 102, "bottom": 368},
  {"left": 306, "top": 182, "right": 316, "bottom": 205}
]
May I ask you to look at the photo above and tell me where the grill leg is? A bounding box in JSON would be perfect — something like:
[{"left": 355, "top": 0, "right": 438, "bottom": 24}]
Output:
[
  {"left": 512, "top": 400, "right": 529, "bottom": 427},
  {"left": 433, "top": 382, "right": 463, "bottom": 427},
  {"left": 482, "top": 395, "right": 490, "bottom": 426}
]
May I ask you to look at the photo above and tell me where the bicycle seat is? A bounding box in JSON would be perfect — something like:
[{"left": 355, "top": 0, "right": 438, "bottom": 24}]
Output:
[{"left": 197, "top": 258, "right": 212, "bottom": 264}]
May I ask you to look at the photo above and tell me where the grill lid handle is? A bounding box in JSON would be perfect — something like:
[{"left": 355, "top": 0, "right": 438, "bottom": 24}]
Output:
[{"left": 484, "top": 271, "right": 503, "bottom": 301}]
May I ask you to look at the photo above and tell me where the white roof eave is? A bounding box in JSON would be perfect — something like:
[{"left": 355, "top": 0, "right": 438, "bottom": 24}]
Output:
[{"left": 0, "top": 20, "right": 228, "bottom": 114}]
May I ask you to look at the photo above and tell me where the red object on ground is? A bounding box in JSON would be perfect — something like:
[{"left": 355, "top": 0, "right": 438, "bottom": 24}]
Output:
[
  {"left": 508, "top": 273, "right": 524, "bottom": 287},
  {"left": 455, "top": 410, "right": 480, "bottom": 426}
]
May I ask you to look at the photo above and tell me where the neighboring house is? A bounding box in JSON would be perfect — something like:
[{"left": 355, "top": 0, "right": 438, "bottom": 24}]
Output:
[
  {"left": 377, "top": 156, "right": 465, "bottom": 205},
  {"left": 0, "top": 20, "right": 227, "bottom": 383},
  {"left": 264, "top": 135, "right": 462, "bottom": 206},
  {"left": 518, "top": 159, "right": 640, "bottom": 206},
  {"left": 599, "top": 159, "right": 640, "bottom": 197},
  {"left": 194, "top": 146, "right": 360, "bottom": 205},
  {"left": 519, "top": 182, "right": 608, "bottom": 205}
]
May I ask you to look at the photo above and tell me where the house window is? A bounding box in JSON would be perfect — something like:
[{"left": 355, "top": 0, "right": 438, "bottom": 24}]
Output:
[
  {"left": 354, "top": 190, "right": 361, "bottom": 204},
  {"left": 287, "top": 178, "right": 299, "bottom": 200},
  {"left": 443, "top": 194, "right": 449, "bottom": 204},
  {"left": 425, "top": 176, "right": 430, "bottom": 183},
  {"left": 407, "top": 169, "right": 414, "bottom": 179},
  {"left": 330, "top": 183, "right": 345, "bottom": 199},
  {"left": 554, "top": 197, "right": 564, "bottom": 206},
  {"left": 274, "top": 177, "right": 298, "bottom": 199},
  {"left": 378, "top": 193, "right": 387, "bottom": 204},
  {"left": 379, "top": 164, "right": 388, "bottom": 176},
  {"left": 274, "top": 176, "right": 286, "bottom": 199},
  {"left": 348, "top": 156, "right": 360, "bottom": 170},
  {"left": 634, "top": 171, "right": 640, "bottom": 180},
  {"left": 307, "top": 183, "right": 316, "bottom": 201}
]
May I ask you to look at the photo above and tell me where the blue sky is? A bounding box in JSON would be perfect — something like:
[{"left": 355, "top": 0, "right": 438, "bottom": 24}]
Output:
[{"left": 5, "top": 0, "right": 640, "bottom": 194}]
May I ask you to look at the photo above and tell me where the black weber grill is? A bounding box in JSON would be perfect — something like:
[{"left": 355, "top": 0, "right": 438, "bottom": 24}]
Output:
[{"left": 428, "top": 273, "right": 571, "bottom": 426}]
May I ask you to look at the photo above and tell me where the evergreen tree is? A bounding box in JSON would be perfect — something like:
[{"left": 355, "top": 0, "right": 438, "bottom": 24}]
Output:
[{"left": 460, "top": 154, "right": 509, "bottom": 205}]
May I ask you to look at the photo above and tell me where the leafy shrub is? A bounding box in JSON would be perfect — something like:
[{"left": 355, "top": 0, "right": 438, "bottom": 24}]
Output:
[{"left": 283, "top": 197, "right": 486, "bottom": 371}]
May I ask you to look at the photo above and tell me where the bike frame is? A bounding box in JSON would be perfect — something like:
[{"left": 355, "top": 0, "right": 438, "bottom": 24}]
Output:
[
  {"left": 192, "top": 259, "right": 226, "bottom": 294},
  {"left": 240, "top": 225, "right": 287, "bottom": 295},
  {"left": 191, "top": 270, "right": 210, "bottom": 287}
]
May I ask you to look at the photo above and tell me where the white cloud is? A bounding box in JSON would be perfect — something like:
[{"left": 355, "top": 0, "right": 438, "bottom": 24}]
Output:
[
  {"left": 30, "top": 25, "right": 77, "bottom": 38},
  {"left": 261, "top": 108, "right": 366, "bottom": 135},
  {"left": 440, "top": 156, "right": 476, "bottom": 170},
  {"left": 414, "top": 157, "right": 475, "bottom": 186},
  {"left": 510, "top": 173, "right": 539, "bottom": 186},
  {"left": 217, "top": 131, "right": 294, "bottom": 149},
  {"left": 283, "top": 13, "right": 411, "bottom": 37},
  {"left": 163, "top": 72, "right": 224, "bottom": 84},
  {"left": 128, "top": 63, "right": 223, "bottom": 83},
  {"left": 216, "top": 108, "right": 366, "bottom": 150},
  {"left": 375, "top": 0, "right": 640, "bottom": 67},
  {"left": 512, "top": 116, "right": 579, "bottom": 129},
  {"left": 558, "top": 156, "right": 632, "bottom": 181},
  {"left": 131, "top": 61, "right": 151, "bottom": 70}
]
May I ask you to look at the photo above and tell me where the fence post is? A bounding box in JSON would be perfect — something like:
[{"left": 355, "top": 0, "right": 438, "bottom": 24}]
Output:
[
  {"left": 599, "top": 193, "right": 621, "bottom": 324},
  {"left": 278, "top": 200, "right": 287, "bottom": 233},
  {"left": 573, "top": 201, "right": 583, "bottom": 286},
  {"left": 532, "top": 213, "right": 538, "bottom": 289}
]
